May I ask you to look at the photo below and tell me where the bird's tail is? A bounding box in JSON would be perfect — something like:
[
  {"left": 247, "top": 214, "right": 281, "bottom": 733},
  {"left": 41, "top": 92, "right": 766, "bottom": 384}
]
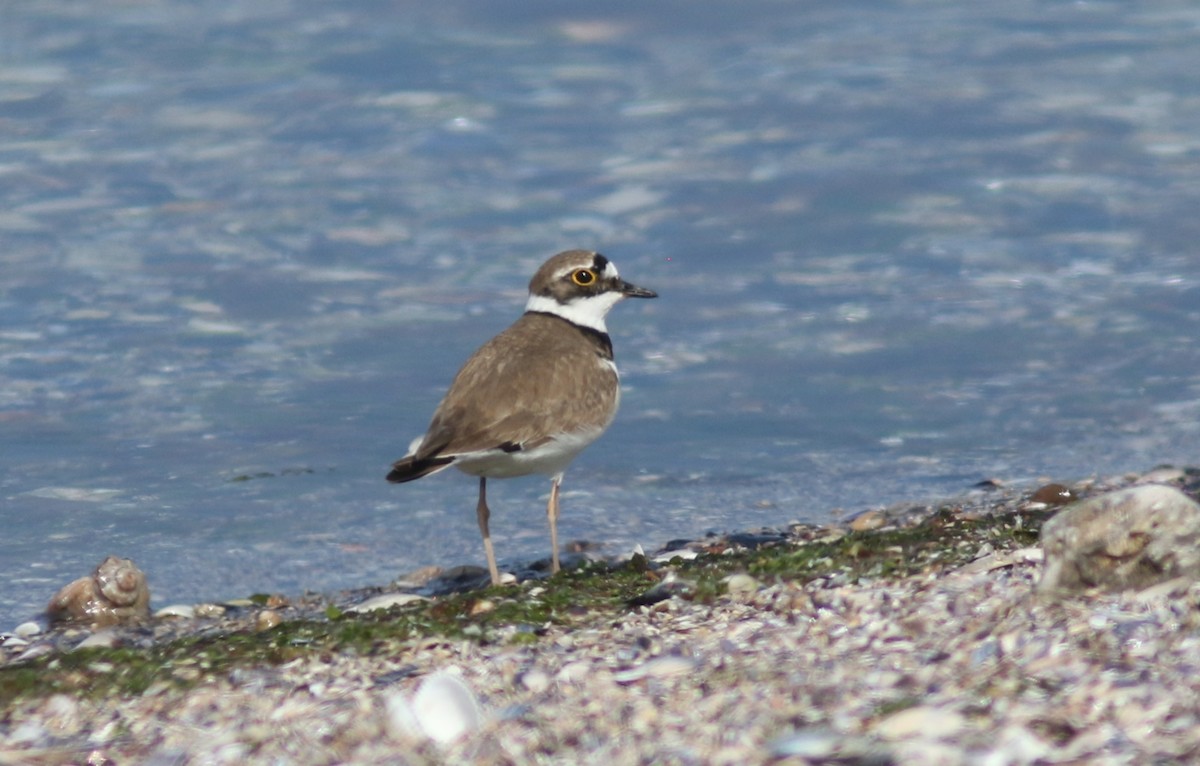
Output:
[{"left": 386, "top": 453, "right": 454, "bottom": 483}]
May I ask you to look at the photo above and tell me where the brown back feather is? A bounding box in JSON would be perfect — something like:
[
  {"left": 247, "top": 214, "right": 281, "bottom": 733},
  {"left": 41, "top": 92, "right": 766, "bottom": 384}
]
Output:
[{"left": 416, "top": 312, "right": 618, "bottom": 459}]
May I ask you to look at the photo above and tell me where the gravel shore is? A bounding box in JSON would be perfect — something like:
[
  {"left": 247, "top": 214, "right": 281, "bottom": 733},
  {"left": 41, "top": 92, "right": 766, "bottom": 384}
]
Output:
[{"left": 4, "top": 470, "right": 1200, "bottom": 765}]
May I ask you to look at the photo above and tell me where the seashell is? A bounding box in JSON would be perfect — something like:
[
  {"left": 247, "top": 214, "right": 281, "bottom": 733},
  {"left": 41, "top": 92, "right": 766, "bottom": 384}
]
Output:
[
  {"left": 94, "top": 556, "right": 147, "bottom": 606},
  {"left": 46, "top": 555, "right": 150, "bottom": 627},
  {"left": 386, "top": 670, "right": 484, "bottom": 745},
  {"left": 347, "top": 593, "right": 428, "bottom": 614}
]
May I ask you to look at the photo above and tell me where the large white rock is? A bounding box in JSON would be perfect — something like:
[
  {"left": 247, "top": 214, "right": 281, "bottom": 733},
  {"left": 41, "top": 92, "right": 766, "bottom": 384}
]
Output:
[{"left": 1039, "top": 484, "right": 1200, "bottom": 596}]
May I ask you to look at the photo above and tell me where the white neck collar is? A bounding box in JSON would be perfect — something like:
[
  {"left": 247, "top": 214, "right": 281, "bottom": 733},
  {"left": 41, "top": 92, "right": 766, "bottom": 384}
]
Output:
[{"left": 524, "top": 292, "right": 624, "bottom": 334}]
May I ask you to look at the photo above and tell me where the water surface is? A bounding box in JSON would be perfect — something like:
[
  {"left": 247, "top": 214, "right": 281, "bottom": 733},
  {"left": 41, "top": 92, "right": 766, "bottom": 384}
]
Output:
[{"left": 3, "top": 0, "right": 1200, "bottom": 628}]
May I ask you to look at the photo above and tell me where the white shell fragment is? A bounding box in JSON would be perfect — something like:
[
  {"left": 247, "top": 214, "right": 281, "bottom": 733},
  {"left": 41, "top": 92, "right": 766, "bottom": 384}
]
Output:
[
  {"left": 613, "top": 656, "right": 698, "bottom": 684},
  {"left": 347, "top": 593, "right": 429, "bottom": 613},
  {"left": 957, "top": 547, "right": 1043, "bottom": 575},
  {"left": 386, "top": 670, "right": 484, "bottom": 745}
]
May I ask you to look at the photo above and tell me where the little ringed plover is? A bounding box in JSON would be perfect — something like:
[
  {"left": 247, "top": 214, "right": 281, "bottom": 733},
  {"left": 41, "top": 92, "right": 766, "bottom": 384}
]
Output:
[{"left": 387, "top": 249, "right": 657, "bottom": 585}]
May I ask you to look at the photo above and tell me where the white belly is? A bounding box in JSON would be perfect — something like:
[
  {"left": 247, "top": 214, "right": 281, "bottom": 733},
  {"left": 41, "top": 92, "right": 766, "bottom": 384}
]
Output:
[{"left": 452, "top": 428, "right": 603, "bottom": 479}]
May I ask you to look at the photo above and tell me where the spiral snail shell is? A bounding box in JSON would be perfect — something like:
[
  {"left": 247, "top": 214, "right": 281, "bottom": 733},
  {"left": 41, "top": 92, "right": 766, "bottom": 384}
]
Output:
[{"left": 47, "top": 555, "right": 151, "bottom": 627}]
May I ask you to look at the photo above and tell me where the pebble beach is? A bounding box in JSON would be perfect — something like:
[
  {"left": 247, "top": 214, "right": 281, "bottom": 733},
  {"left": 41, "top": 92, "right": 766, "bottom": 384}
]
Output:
[{"left": 4, "top": 467, "right": 1200, "bottom": 765}]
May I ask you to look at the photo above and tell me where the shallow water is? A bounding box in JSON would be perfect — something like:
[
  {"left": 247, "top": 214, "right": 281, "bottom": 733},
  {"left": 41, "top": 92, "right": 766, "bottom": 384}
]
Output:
[{"left": 3, "top": 0, "right": 1200, "bottom": 628}]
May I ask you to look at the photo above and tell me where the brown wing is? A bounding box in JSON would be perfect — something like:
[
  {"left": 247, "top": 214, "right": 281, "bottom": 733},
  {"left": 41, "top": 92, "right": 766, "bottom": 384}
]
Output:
[{"left": 415, "top": 313, "right": 618, "bottom": 460}]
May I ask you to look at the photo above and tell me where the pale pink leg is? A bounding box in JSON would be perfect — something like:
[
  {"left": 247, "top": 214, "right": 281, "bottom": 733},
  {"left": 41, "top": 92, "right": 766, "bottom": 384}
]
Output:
[
  {"left": 547, "top": 475, "right": 562, "bottom": 574},
  {"left": 476, "top": 477, "right": 501, "bottom": 585}
]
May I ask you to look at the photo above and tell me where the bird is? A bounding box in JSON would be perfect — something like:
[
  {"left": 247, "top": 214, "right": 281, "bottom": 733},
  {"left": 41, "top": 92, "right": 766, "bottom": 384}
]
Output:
[{"left": 387, "top": 249, "right": 657, "bottom": 585}]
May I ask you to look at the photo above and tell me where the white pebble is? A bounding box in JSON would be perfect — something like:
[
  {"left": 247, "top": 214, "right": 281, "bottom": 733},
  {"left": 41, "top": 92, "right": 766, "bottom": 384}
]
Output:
[
  {"left": 14, "top": 621, "right": 42, "bottom": 638},
  {"left": 877, "top": 706, "right": 965, "bottom": 740},
  {"left": 521, "top": 669, "right": 552, "bottom": 694},
  {"left": 74, "top": 629, "right": 119, "bottom": 650},
  {"left": 556, "top": 661, "right": 593, "bottom": 685},
  {"left": 347, "top": 593, "right": 428, "bottom": 613},
  {"left": 654, "top": 548, "right": 699, "bottom": 562},
  {"left": 613, "top": 656, "right": 697, "bottom": 684},
  {"left": 724, "top": 573, "right": 760, "bottom": 599},
  {"left": 770, "top": 727, "right": 844, "bottom": 758}
]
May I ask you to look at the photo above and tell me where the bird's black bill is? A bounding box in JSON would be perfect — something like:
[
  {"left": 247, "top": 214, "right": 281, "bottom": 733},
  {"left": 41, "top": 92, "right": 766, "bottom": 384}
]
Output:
[{"left": 620, "top": 280, "right": 657, "bottom": 299}]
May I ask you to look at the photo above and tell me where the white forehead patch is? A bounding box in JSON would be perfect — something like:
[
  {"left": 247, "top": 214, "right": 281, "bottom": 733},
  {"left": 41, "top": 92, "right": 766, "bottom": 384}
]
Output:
[{"left": 600, "top": 260, "right": 620, "bottom": 280}]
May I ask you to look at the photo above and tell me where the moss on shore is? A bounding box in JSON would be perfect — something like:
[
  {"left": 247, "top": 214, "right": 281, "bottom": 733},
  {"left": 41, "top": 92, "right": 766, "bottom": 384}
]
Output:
[{"left": 0, "top": 506, "right": 1043, "bottom": 710}]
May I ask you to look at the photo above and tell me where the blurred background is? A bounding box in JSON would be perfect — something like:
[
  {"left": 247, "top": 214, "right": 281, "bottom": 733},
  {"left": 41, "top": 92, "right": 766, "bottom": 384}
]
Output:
[{"left": 2, "top": 0, "right": 1199, "bottom": 626}]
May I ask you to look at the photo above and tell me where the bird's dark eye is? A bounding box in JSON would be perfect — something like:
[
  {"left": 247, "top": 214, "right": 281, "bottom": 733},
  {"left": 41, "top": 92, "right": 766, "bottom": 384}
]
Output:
[{"left": 571, "top": 269, "right": 596, "bottom": 286}]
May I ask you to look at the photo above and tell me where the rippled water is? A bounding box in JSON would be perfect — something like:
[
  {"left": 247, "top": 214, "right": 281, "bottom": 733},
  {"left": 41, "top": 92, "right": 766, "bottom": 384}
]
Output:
[{"left": 3, "top": 1, "right": 1200, "bottom": 628}]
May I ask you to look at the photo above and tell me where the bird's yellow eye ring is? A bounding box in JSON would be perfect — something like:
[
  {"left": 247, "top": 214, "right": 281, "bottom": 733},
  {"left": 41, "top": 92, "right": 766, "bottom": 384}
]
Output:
[{"left": 571, "top": 269, "right": 597, "bottom": 286}]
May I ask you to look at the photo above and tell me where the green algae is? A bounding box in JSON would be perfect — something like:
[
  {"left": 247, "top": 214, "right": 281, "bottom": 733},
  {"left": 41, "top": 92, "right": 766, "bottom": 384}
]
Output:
[{"left": 0, "top": 508, "right": 1042, "bottom": 710}]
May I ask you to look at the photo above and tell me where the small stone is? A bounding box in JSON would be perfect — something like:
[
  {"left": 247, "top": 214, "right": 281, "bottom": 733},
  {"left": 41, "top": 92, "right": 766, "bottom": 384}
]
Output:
[
  {"left": 726, "top": 531, "right": 788, "bottom": 548},
  {"left": 556, "top": 661, "right": 592, "bottom": 685},
  {"left": 74, "top": 629, "right": 120, "bottom": 650},
  {"left": 14, "top": 621, "right": 42, "bottom": 638},
  {"left": 1138, "top": 466, "right": 1186, "bottom": 484},
  {"left": 469, "top": 599, "right": 495, "bottom": 616},
  {"left": 1029, "top": 482, "right": 1078, "bottom": 507},
  {"left": 392, "top": 565, "right": 443, "bottom": 589},
  {"left": 628, "top": 575, "right": 693, "bottom": 607},
  {"left": 613, "top": 656, "right": 697, "bottom": 683},
  {"left": 255, "top": 610, "right": 283, "bottom": 631},
  {"left": 193, "top": 603, "right": 226, "bottom": 618},
  {"left": 520, "top": 669, "right": 552, "bottom": 694},
  {"left": 724, "top": 573, "right": 760, "bottom": 600},
  {"left": 652, "top": 548, "right": 699, "bottom": 562},
  {"left": 877, "top": 706, "right": 965, "bottom": 740},
  {"left": 16, "top": 643, "right": 54, "bottom": 662},
  {"left": 8, "top": 720, "right": 49, "bottom": 746},
  {"left": 1130, "top": 576, "right": 1193, "bottom": 604},
  {"left": 154, "top": 604, "right": 196, "bottom": 619},
  {"left": 849, "top": 510, "right": 887, "bottom": 531},
  {"left": 1040, "top": 484, "right": 1200, "bottom": 596},
  {"left": 769, "top": 727, "right": 848, "bottom": 758}
]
